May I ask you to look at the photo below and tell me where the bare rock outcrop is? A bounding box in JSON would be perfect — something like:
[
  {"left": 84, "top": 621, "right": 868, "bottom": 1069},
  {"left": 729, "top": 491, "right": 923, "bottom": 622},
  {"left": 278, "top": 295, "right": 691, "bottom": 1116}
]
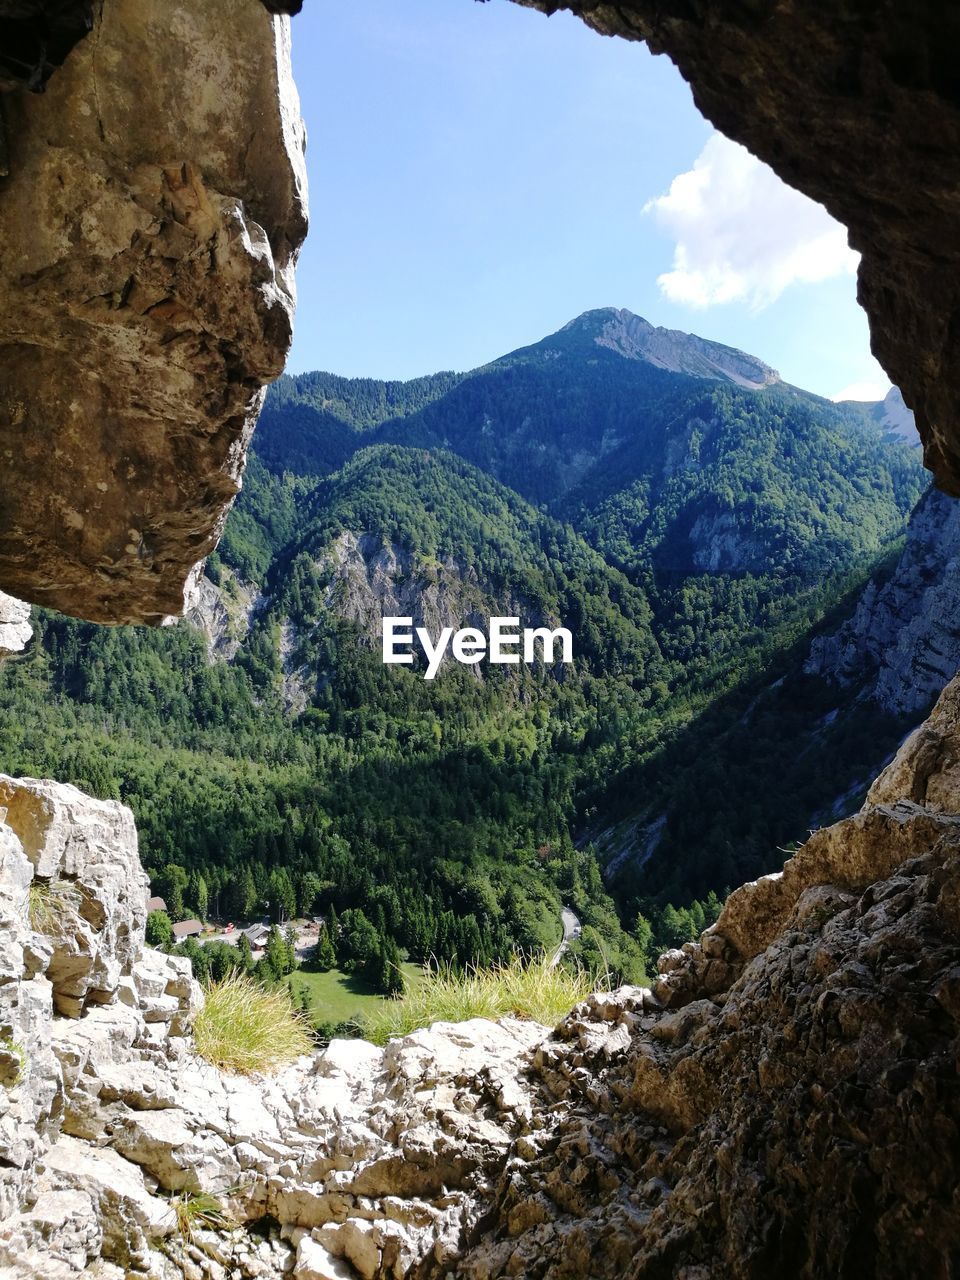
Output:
[
  {"left": 0, "top": 0, "right": 302, "bottom": 96},
  {"left": 0, "top": 592, "right": 31, "bottom": 659},
  {"left": 184, "top": 569, "right": 264, "bottom": 661},
  {"left": 446, "top": 674, "right": 960, "bottom": 1279},
  {"left": 0, "top": 0, "right": 307, "bottom": 624},
  {"left": 510, "top": 0, "right": 960, "bottom": 497},
  {"left": 0, "top": 774, "right": 196, "bottom": 1259},
  {"left": 805, "top": 485, "right": 960, "bottom": 715}
]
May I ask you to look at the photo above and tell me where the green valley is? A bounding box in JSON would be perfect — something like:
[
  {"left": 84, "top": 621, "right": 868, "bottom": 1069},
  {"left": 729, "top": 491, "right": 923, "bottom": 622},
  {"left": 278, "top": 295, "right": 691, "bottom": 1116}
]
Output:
[{"left": 0, "top": 310, "right": 929, "bottom": 1011}]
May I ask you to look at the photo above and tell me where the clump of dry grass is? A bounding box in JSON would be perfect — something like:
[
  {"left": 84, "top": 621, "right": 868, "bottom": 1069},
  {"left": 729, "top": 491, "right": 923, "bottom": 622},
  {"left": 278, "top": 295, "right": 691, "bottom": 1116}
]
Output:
[
  {"left": 362, "top": 952, "right": 600, "bottom": 1046},
  {"left": 28, "top": 879, "right": 82, "bottom": 936},
  {"left": 170, "top": 1190, "right": 234, "bottom": 1242},
  {"left": 193, "top": 974, "right": 313, "bottom": 1075}
]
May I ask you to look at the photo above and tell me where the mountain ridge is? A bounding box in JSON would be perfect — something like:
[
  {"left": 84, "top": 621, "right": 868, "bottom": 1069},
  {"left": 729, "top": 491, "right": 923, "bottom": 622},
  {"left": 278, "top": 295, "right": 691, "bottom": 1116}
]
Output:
[{"left": 508, "top": 307, "right": 782, "bottom": 388}]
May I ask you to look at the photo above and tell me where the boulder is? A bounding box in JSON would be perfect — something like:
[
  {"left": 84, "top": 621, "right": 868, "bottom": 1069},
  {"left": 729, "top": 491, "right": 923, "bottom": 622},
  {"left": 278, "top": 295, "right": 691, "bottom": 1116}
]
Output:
[
  {"left": 0, "top": 591, "right": 31, "bottom": 658},
  {"left": 0, "top": 775, "right": 147, "bottom": 1014},
  {"left": 0, "top": 0, "right": 307, "bottom": 623}
]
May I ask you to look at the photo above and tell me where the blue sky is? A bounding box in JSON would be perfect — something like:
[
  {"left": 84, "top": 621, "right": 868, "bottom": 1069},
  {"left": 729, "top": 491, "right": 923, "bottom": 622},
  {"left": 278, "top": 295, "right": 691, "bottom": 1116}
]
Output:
[{"left": 285, "top": 0, "right": 889, "bottom": 402}]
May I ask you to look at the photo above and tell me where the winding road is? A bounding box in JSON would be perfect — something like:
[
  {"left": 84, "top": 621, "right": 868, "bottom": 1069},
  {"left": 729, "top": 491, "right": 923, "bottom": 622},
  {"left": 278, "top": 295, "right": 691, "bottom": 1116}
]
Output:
[{"left": 551, "top": 906, "right": 582, "bottom": 967}]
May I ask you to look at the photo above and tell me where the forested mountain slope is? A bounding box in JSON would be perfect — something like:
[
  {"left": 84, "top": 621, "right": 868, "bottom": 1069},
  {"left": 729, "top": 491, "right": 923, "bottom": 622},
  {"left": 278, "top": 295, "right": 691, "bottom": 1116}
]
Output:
[{"left": 0, "top": 311, "right": 931, "bottom": 978}]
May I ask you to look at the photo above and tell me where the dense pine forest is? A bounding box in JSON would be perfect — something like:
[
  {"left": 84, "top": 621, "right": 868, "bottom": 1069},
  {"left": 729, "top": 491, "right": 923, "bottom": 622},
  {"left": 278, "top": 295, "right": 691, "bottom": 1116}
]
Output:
[{"left": 0, "top": 310, "right": 928, "bottom": 1003}]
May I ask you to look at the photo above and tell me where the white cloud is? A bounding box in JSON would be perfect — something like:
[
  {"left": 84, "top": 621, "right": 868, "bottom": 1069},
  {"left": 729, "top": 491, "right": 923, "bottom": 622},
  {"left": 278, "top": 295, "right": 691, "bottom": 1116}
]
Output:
[
  {"left": 831, "top": 379, "right": 891, "bottom": 403},
  {"left": 830, "top": 352, "right": 891, "bottom": 403},
  {"left": 645, "top": 134, "right": 859, "bottom": 310}
]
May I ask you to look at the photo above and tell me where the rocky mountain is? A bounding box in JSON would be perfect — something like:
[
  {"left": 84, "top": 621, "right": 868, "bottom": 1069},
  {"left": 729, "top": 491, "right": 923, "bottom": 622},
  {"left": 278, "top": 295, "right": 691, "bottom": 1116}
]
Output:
[
  {"left": 868, "top": 385, "right": 921, "bottom": 445},
  {"left": 593, "top": 479, "right": 960, "bottom": 911},
  {"left": 277, "top": 445, "right": 660, "bottom": 677},
  {"left": 3, "top": 1, "right": 960, "bottom": 1277},
  {"left": 0, "top": 310, "right": 929, "bottom": 987},
  {"left": 805, "top": 484, "right": 960, "bottom": 714},
  {"left": 257, "top": 310, "right": 921, "bottom": 527},
  {"left": 518, "top": 306, "right": 782, "bottom": 387},
  {"left": 1, "top": 0, "right": 960, "bottom": 1275}
]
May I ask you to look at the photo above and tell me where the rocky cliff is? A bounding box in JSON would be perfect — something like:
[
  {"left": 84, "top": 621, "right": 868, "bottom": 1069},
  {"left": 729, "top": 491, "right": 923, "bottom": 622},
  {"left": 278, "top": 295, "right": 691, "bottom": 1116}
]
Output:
[
  {"left": 554, "top": 309, "right": 781, "bottom": 389},
  {"left": 0, "top": 0, "right": 306, "bottom": 624},
  {"left": 2, "top": 671, "right": 960, "bottom": 1278},
  {"left": 0, "top": 593, "right": 31, "bottom": 660},
  {"left": 806, "top": 485, "right": 960, "bottom": 716}
]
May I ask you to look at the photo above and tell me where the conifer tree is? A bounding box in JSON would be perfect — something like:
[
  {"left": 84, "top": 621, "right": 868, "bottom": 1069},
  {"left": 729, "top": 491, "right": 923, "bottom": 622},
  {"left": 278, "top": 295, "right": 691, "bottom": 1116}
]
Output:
[{"left": 316, "top": 924, "right": 337, "bottom": 971}]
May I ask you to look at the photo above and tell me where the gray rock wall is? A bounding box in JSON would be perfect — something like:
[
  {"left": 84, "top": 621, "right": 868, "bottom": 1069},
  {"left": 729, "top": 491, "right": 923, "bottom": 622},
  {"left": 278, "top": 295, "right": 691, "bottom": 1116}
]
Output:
[{"left": 806, "top": 485, "right": 960, "bottom": 715}]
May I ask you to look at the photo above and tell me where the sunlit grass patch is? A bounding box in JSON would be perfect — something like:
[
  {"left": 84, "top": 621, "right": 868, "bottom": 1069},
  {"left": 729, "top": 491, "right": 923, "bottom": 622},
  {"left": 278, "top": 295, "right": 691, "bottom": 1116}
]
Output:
[
  {"left": 194, "top": 974, "right": 313, "bottom": 1074},
  {"left": 362, "top": 952, "right": 599, "bottom": 1046}
]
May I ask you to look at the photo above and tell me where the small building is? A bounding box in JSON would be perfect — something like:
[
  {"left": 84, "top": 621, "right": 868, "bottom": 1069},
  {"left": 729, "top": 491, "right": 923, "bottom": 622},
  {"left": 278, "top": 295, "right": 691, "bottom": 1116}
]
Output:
[
  {"left": 243, "top": 923, "right": 270, "bottom": 948},
  {"left": 172, "top": 918, "right": 203, "bottom": 940},
  {"left": 146, "top": 895, "right": 167, "bottom": 914}
]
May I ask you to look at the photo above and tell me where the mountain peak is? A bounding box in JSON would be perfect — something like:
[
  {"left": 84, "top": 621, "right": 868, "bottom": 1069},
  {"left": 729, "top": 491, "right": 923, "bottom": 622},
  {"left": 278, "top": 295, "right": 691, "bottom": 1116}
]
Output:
[{"left": 551, "top": 308, "right": 781, "bottom": 389}]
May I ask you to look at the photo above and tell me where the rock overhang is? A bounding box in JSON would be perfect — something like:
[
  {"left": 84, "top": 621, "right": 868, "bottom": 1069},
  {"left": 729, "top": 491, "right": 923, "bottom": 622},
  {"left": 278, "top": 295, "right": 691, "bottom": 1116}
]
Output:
[{"left": 0, "top": 0, "right": 307, "bottom": 624}]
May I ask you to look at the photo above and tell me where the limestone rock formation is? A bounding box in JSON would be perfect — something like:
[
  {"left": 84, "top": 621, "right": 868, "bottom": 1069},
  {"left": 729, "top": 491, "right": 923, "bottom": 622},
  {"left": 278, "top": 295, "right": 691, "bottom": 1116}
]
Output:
[
  {"left": 510, "top": 0, "right": 960, "bottom": 496},
  {"left": 0, "top": 773, "right": 195, "bottom": 1256},
  {"left": 184, "top": 569, "right": 264, "bottom": 661},
  {"left": 561, "top": 308, "right": 780, "bottom": 389},
  {"left": 447, "top": 677, "right": 960, "bottom": 1278},
  {"left": 0, "top": 0, "right": 307, "bottom": 624},
  {"left": 2, "top": 676, "right": 960, "bottom": 1277},
  {"left": 0, "top": 1, "right": 302, "bottom": 93},
  {"left": 0, "top": 591, "right": 31, "bottom": 659},
  {"left": 806, "top": 484, "right": 960, "bottom": 715},
  {"left": 869, "top": 386, "right": 920, "bottom": 446}
]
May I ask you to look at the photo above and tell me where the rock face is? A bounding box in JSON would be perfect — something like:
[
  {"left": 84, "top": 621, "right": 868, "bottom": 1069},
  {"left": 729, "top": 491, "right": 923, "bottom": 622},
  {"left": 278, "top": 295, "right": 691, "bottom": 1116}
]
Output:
[
  {"left": 510, "top": 0, "right": 960, "bottom": 496},
  {"left": 559, "top": 308, "right": 780, "bottom": 389},
  {"left": 0, "top": 1, "right": 302, "bottom": 93},
  {"left": 0, "top": 774, "right": 195, "bottom": 1251},
  {"left": 806, "top": 485, "right": 960, "bottom": 715},
  {"left": 0, "top": 591, "right": 31, "bottom": 659},
  {"left": 184, "top": 569, "right": 264, "bottom": 661},
  {"left": 0, "top": 0, "right": 307, "bottom": 624},
  {"left": 2, "top": 677, "right": 960, "bottom": 1277},
  {"left": 445, "top": 678, "right": 960, "bottom": 1279},
  {"left": 317, "top": 532, "right": 540, "bottom": 653},
  {"left": 868, "top": 386, "right": 920, "bottom": 446}
]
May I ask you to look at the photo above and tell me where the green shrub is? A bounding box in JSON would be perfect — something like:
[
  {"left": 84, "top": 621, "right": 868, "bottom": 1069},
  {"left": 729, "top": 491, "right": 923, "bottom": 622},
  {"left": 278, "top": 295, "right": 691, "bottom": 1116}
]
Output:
[
  {"left": 169, "top": 1191, "right": 233, "bottom": 1242},
  {"left": 193, "top": 974, "right": 313, "bottom": 1074},
  {"left": 146, "top": 909, "right": 174, "bottom": 949},
  {"left": 362, "top": 952, "right": 599, "bottom": 1046}
]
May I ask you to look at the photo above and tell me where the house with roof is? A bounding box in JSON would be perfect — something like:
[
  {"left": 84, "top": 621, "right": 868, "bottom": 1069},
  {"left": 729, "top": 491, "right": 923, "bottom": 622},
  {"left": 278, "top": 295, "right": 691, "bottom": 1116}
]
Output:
[
  {"left": 242, "top": 923, "right": 271, "bottom": 949},
  {"left": 146, "top": 895, "right": 167, "bottom": 914},
  {"left": 171, "top": 918, "right": 203, "bottom": 941}
]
